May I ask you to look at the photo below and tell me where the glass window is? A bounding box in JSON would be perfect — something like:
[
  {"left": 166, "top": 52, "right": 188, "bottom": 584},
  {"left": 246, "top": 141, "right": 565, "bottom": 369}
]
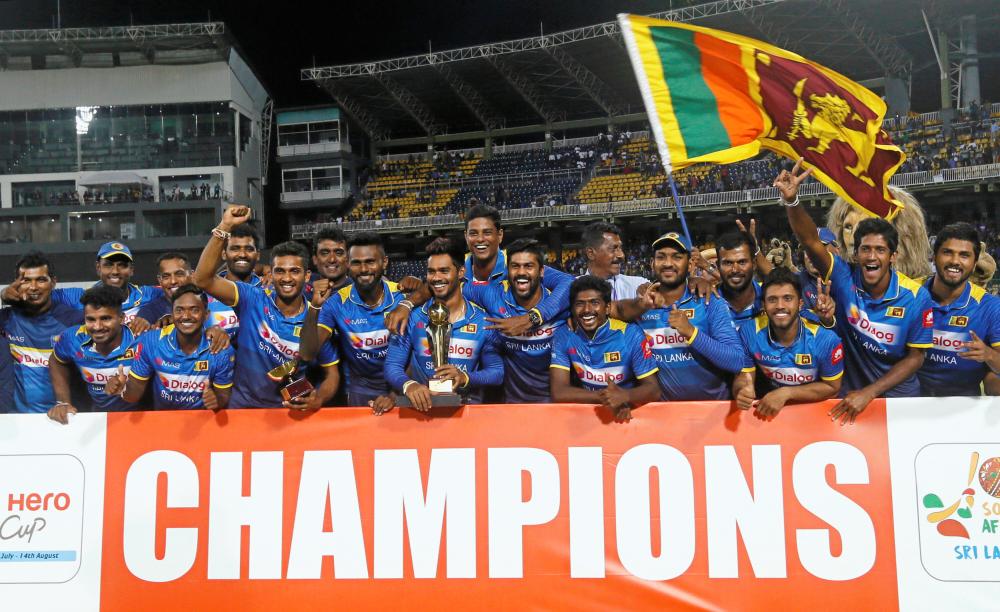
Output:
[
  {"left": 143, "top": 209, "right": 215, "bottom": 238},
  {"left": 312, "top": 166, "right": 341, "bottom": 190},
  {"left": 278, "top": 124, "right": 309, "bottom": 147},
  {"left": 308, "top": 120, "right": 339, "bottom": 144},
  {"left": 12, "top": 181, "right": 77, "bottom": 207},
  {"left": 25, "top": 215, "right": 63, "bottom": 244},
  {"left": 282, "top": 169, "right": 312, "bottom": 193},
  {"left": 68, "top": 211, "right": 136, "bottom": 242}
]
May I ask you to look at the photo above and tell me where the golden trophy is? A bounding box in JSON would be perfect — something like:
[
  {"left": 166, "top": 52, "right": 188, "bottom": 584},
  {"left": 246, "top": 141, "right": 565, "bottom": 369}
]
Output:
[
  {"left": 268, "top": 359, "right": 314, "bottom": 402},
  {"left": 396, "top": 300, "right": 462, "bottom": 408}
]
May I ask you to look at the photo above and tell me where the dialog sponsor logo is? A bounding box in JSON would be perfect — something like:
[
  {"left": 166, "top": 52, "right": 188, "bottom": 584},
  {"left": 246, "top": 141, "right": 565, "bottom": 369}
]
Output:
[
  {"left": 0, "top": 455, "right": 85, "bottom": 583},
  {"left": 915, "top": 444, "right": 1000, "bottom": 581},
  {"left": 9, "top": 346, "right": 50, "bottom": 368},
  {"left": 643, "top": 327, "right": 687, "bottom": 350},
  {"left": 349, "top": 330, "right": 390, "bottom": 351},
  {"left": 760, "top": 365, "right": 817, "bottom": 385},
  {"left": 157, "top": 372, "right": 210, "bottom": 393},
  {"left": 846, "top": 306, "right": 900, "bottom": 345},
  {"left": 572, "top": 362, "right": 625, "bottom": 386},
  {"left": 932, "top": 330, "right": 968, "bottom": 353}
]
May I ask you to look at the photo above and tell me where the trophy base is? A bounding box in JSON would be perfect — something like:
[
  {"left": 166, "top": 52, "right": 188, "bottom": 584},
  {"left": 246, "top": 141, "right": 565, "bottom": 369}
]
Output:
[
  {"left": 396, "top": 392, "right": 464, "bottom": 408},
  {"left": 280, "top": 377, "right": 314, "bottom": 402}
]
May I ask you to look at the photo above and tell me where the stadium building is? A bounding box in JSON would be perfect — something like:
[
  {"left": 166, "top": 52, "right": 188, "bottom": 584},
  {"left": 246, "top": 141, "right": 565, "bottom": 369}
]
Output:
[
  {"left": 0, "top": 22, "right": 271, "bottom": 280},
  {"left": 291, "top": 0, "right": 1000, "bottom": 282}
]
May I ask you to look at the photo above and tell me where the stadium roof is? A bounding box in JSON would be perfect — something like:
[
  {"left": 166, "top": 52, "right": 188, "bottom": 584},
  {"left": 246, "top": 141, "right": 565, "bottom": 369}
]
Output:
[
  {"left": 302, "top": 0, "right": 1000, "bottom": 146},
  {"left": 0, "top": 22, "right": 233, "bottom": 70}
]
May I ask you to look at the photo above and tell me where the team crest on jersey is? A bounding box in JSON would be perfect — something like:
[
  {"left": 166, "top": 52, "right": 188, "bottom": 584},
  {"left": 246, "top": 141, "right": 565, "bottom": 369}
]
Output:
[
  {"left": 949, "top": 315, "right": 969, "bottom": 327},
  {"left": 680, "top": 309, "right": 695, "bottom": 319},
  {"left": 795, "top": 353, "right": 813, "bottom": 366},
  {"left": 194, "top": 360, "right": 209, "bottom": 372},
  {"left": 605, "top": 351, "right": 621, "bottom": 363},
  {"left": 293, "top": 326, "right": 302, "bottom": 337},
  {"left": 463, "top": 324, "right": 478, "bottom": 334},
  {"left": 886, "top": 306, "right": 906, "bottom": 318},
  {"left": 121, "top": 348, "right": 135, "bottom": 360}
]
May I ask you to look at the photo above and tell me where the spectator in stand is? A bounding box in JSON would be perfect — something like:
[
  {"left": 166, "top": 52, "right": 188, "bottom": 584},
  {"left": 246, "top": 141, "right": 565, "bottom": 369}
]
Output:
[{"left": 579, "top": 222, "right": 648, "bottom": 300}]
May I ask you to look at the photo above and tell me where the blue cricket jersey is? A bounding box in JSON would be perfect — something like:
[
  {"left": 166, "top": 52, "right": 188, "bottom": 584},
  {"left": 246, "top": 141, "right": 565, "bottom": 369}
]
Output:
[
  {"left": 52, "top": 325, "right": 138, "bottom": 411},
  {"left": 463, "top": 275, "right": 570, "bottom": 403},
  {"left": 205, "top": 271, "right": 263, "bottom": 339},
  {"left": 550, "top": 318, "right": 659, "bottom": 391},
  {"left": 129, "top": 326, "right": 236, "bottom": 409},
  {"left": 0, "top": 304, "right": 82, "bottom": 412},
  {"left": 637, "top": 287, "right": 743, "bottom": 400},
  {"left": 317, "top": 279, "right": 404, "bottom": 398},
  {"left": 724, "top": 280, "right": 762, "bottom": 331},
  {"left": 919, "top": 278, "right": 1000, "bottom": 396},
  {"left": 384, "top": 298, "right": 503, "bottom": 403},
  {"left": 738, "top": 314, "right": 845, "bottom": 390},
  {"left": 52, "top": 283, "right": 163, "bottom": 324},
  {"left": 463, "top": 249, "right": 572, "bottom": 323},
  {"left": 228, "top": 281, "right": 339, "bottom": 408},
  {"left": 825, "top": 255, "right": 933, "bottom": 397}
]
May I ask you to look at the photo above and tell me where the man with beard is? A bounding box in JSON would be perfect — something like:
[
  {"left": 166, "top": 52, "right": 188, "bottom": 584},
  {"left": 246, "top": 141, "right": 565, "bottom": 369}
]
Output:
[
  {"left": 716, "top": 231, "right": 763, "bottom": 331},
  {"left": 611, "top": 232, "right": 743, "bottom": 400},
  {"left": 300, "top": 231, "right": 405, "bottom": 407},
  {"left": 5, "top": 242, "right": 161, "bottom": 333},
  {"left": 193, "top": 206, "right": 340, "bottom": 409},
  {"left": 918, "top": 223, "right": 1000, "bottom": 396},
  {"left": 462, "top": 238, "right": 571, "bottom": 403},
  {"left": 733, "top": 268, "right": 844, "bottom": 420},
  {"left": 550, "top": 275, "right": 660, "bottom": 421},
  {"left": 385, "top": 204, "right": 571, "bottom": 337},
  {"left": 206, "top": 224, "right": 264, "bottom": 339},
  {"left": 0, "top": 252, "right": 82, "bottom": 412},
  {"left": 48, "top": 285, "right": 139, "bottom": 423},
  {"left": 311, "top": 227, "right": 350, "bottom": 291},
  {"left": 778, "top": 159, "right": 933, "bottom": 424},
  {"left": 110, "top": 285, "right": 235, "bottom": 410},
  {"left": 580, "top": 221, "right": 648, "bottom": 300},
  {"left": 379, "top": 237, "right": 503, "bottom": 413}
]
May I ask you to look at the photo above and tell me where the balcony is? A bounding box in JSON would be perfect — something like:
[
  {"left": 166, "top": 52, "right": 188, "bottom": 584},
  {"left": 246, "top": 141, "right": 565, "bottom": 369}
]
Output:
[
  {"left": 280, "top": 187, "right": 348, "bottom": 208},
  {"left": 277, "top": 141, "right": 351, "bottom": 157}
]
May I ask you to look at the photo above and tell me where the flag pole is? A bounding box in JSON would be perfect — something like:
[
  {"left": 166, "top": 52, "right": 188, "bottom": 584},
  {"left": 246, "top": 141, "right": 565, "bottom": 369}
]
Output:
[{"left": 665, "top": 172, "right": 693, "bottom": 248}]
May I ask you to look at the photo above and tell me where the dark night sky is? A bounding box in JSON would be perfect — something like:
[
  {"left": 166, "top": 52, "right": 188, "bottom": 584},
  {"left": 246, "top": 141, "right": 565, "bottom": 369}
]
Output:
[{"left": 0, "top": 0, "right": 679, "bottom": 106}]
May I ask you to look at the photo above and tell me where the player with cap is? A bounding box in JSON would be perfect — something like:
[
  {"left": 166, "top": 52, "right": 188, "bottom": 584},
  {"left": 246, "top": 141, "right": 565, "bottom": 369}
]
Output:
[
  {"left": 111, "top": 284, "right": 236, "bottom": 410},
  {"left": 4, "top": 241, "right": 164, "bottom": 334},
  {"left": 612, "top": 231, "right": 744, "bottom": 400},
  {"left": 733, "top": 268, "right": 844, "bottom": 419},
  {"left": 550, "top": 275, "right": 660, "bottom": 421},
  {"left": 918, "top": 222, "right": 1000, "bottom": 396},
  {"left": 47, "top": 285, "right": 139, "bottom": 423},
  {"left": 0, "top": 252, "right": 83, "bottom": 412},
  {"left": 777, "top": 159, "right": 934, "bottom": 424},
  {"left": 193, "top": 205, "right": 341, "bottom": 410}
]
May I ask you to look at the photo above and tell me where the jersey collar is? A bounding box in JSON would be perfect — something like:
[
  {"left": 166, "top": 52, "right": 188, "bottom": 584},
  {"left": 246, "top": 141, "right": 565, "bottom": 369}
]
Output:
[
  {"left": 220, "top": 269, "right": 263, "bottom": 287},
  {"left": 81, "top": 325, "right": 135, "bottom": 358},
  {"left": 574, "top": 318, "right": 613, "bottom": 344},
  {"left": 766, "top": 317, "right": 804, "bottom": 348},
  {"left": 348, "top": 278, "right": 397, "bottom": 313},
  {"left": 420, "top": 297, "right": 477, "bottom": 327},
  {"left": 725, "top": 280, "right": 762, "bottom": 315},
  {"left": 465, "top": 249, "right": 506, "bottom": 283},
  {"left": 852, "top": 265, "right": 900, "bottom": 303},
  {"left": 164, "top": 325, "right": 210, "bottom": 355},
  {"left": 501, "top": 283, "right": 549, "bottom": 312},
  {"left": 924, "top": 276, "right": 974, "bottom": 311}
]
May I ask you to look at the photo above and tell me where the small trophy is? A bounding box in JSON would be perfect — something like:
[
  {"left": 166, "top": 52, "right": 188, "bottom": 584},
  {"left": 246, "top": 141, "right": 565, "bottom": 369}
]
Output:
[{"left": 268, "top": 359, "right": 314, "bottom": 402}]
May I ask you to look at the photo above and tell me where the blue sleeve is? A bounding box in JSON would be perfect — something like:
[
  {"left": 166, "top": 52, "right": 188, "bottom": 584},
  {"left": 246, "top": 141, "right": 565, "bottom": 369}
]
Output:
[
  {"left": 212, "top": 347, "right": 236, "bottom": 387},
  {"left": 461, "top": 279, "right": 489, "bottom": 307},
  {"left": 128, "top": 333, "right": 155, "bottom": 380},
  {"left": 141, "top": 285, "right": 165, "bottom": 305},
  {"left": 688, "top": 299, "right": 744, "bottom": 373},
  {"left": 0, "top": 332, "right": 11, "bottom": 413},
  {"left": 467, "top": 330, "right": 504, "bottom": 388},
  {"left": 906, "top": 288, "right": 934, "bottom": 348},
  {"left": 737, "top": 324, "right": 756, "bottom": 372},
  {"left": 317, "top": 297, "right": 339, "bottom": 334},
  {"left": 52, "top": 330, "right": 76, "bottom": 364},
  {"left": 986, "top": 296, "right": 1000, "bottom": 348},
  {"left": 384, "top": 322, "right": 414, "bottom": 393},
  {"left": 626, "top": 324, "right": 658, "bottom": 380},
  {"left": 818, "top": 329, "right": 845, "bottom": 381},
  {"left": 536, "top": 266, "right": 573, "bottom": 322},
  {"left": 826, "top": 255, "right": 854, "bottom": 303},
  {"left": 550, "top": 326, "right": 571, "bottom": 370},
  {"left": 316, "top": 338, "right": 340, "bottom": 367},
  {"left": 231, "top": 281, "right": 257, "bottom": 318},
  {"left": 51, "top": 287, "right": 84, "bottom": 311}
]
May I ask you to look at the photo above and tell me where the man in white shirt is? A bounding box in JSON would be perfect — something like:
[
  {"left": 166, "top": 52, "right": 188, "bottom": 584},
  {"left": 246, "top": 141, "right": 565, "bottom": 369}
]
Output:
[{"left": 579, "top": 221, "right": 648, "bottom": 300}]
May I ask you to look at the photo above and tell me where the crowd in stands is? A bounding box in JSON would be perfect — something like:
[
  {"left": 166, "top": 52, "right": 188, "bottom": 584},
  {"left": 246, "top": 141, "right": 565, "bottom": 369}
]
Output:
[{"left": 159, "top": 182, "right": 222, "bottom": 202}]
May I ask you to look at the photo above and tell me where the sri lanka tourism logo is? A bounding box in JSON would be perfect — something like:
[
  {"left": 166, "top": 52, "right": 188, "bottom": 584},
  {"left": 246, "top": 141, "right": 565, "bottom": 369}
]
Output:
[{"left": 915, "top": 445, "right": 1000, "bottom": 581}]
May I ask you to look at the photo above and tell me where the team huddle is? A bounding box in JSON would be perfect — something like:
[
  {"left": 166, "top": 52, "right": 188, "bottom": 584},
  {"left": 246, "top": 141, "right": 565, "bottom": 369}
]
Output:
[{"left": 3, "top": 164, "right": 999, "bottom": 424}]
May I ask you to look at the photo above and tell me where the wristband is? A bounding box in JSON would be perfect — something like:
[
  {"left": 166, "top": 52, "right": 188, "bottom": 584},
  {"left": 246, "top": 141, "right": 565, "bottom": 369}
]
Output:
[
  {"left": 307, "top": 302, "right": 321, "bottom": 311},
  {"left": 212, "top": 227, "right": 232, "bottom": 240},
  {"left": 402, "top": 380, "right": 419, "bottom": 394},
  {"left": 398, "top": 300, "right": 414, "bottom": 311},
  {"left": 780, "top": 195, "right": 800, "bottom": 208},
  {"left": 459, "top": 370, "right": 470, "bottom": 388}
]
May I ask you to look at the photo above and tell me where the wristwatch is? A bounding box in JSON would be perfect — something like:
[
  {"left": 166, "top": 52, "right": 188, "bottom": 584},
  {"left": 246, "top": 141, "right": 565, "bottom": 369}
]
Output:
[{"left": 528, "top": 309, "right": 543, "bottom": 327}]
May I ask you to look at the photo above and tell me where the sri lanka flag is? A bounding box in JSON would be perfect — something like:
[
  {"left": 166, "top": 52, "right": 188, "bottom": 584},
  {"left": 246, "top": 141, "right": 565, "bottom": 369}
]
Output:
[{"left": 618, "top": 14, "right": 906, "bottom": 219}]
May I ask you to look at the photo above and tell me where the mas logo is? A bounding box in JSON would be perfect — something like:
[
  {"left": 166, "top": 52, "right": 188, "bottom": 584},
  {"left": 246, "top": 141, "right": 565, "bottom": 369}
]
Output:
[
  {"left": 0, "top": 454, "right": 85, "bottom": 583},
  {"left": 915, "top": 444, "right": 1000, "bottom": 581}
]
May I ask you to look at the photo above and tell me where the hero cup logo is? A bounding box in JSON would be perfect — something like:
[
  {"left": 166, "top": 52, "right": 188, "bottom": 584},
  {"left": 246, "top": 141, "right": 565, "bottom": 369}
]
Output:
[{"left": 915, "top": 445, "right": 1000, "bottom": 581}]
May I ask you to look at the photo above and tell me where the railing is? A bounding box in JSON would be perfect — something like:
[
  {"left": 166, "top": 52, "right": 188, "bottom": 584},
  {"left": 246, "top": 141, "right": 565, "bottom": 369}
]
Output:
[
  {"left": 280, "top": 188, "right": 347, "bottom": 204},
  {"left": 375, "top": 130, "right": 651, "bottom": 163},
  {"left": 277, "top": 141, "right": 350, "bottom": 157},
  {"left": 366, "top": 167, "right": 586, "bottom": 192},
  {"left": 291, "top": 162, "right": 1000, "bottom": 239}
]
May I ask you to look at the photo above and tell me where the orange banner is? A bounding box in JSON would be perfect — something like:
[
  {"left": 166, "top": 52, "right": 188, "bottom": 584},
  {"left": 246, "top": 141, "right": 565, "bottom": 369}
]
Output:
[{"left": 99, "top": 401, "right": 897, "bottom": 610}]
